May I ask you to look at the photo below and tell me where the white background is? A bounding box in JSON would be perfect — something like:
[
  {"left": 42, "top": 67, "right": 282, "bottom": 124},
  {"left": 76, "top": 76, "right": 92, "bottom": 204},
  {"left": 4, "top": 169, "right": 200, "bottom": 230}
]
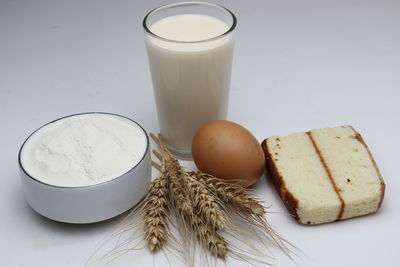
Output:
[{"left": 1, "top": 0, "right": 399, "bottom": 266}]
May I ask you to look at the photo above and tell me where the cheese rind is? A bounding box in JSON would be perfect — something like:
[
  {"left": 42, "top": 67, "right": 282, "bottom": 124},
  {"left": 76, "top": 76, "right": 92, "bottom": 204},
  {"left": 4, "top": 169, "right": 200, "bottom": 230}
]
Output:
[{"left": 262, "top": 125, "right": 385, "bottom": 225}]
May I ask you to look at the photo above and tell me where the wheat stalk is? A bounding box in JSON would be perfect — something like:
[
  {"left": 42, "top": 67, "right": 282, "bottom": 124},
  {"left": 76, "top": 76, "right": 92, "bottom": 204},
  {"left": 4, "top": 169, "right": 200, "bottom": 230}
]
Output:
[
  {"left": 185, "top": 172, "right": 228, "bottom": 231},
  {"left": 191, "top": 171, "right": 298, "bottom": 261},
  {"left": 164, "top": 157, "right": 229, "bottom": 259},
  {"left": 147, "top": 133, "right": 297, "bottom": 264},
  {"left": 190, "top": 212, "right": 228, "bottom": 259},
  {"left": 150, "top": 134, "right": 230, "bottom": 259},
  {"left": 165, "top": 156, "right": 194, "bottom": 216},
  {"left": 142, "top": 174, "right": 169, "bottom": 252},
  {"left": 191, "top": 171, "right": 266, "bottom": 218}
]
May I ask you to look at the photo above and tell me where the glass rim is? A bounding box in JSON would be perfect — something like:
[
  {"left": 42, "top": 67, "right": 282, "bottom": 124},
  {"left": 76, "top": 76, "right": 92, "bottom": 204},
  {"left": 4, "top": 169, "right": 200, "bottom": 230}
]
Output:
[{"left": 142, "top": 1, "right": 237, "bottom": 44}]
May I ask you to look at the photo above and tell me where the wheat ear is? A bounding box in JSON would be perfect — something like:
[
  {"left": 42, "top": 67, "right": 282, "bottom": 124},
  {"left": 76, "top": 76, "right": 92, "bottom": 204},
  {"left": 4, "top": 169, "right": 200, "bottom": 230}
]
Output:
[
  {"left": 163, "top": 153, "right": 230, "bottom": 259},
  {"left": 191, "top": 212, "right": 228, "bottom": 259},
  {"left": 185, "top": 172, "right": 228, "bottom": 231},
  {"left": 192, "top": 171, "right": 298, "bottom": 261},
  {"left": 191, "top": 171, "right": 265, "bottom": 217},
  {"left": 165, "top": 157, "right": 193, "bottom": 215},
  {"left": 142, "top": 174, "right": 169, "bottom": 252},
  {"left": 151, "top": 134, "right": 230, "bottom": 259}
]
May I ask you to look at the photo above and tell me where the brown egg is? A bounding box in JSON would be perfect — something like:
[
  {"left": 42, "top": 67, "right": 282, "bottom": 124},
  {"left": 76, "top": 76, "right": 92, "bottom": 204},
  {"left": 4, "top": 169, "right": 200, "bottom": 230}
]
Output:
[{"left": 191, "top": 120, "right": 265, "bottom": 187}]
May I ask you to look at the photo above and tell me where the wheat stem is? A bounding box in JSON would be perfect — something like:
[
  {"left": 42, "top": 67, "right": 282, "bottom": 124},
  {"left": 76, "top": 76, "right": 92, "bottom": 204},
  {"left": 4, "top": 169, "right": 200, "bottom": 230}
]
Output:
[
  {"left": 152, "top": 149, "right": 162, "bottom": 161},
  {"left": 151, "top": 160, "right": 162, "bottom": 171}
]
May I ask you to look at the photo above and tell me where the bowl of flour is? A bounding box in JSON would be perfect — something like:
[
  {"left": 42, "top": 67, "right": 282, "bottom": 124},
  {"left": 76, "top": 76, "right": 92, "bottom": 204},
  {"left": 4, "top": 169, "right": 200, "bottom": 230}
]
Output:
[{"left": 18, "top": 112, "right": 151, "bottom": 223}]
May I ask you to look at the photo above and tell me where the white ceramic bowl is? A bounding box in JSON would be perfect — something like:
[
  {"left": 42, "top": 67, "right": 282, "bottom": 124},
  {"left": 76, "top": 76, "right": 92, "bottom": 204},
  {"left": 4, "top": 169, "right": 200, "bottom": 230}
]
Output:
[{"left": 18, "top": 112, "right": 151, "bottom": 224}]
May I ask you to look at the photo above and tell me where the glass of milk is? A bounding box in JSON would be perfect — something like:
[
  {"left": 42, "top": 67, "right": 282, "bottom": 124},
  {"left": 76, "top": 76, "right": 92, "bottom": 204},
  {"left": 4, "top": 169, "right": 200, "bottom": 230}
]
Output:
[{"left": 143, "top": 1, "right": 236, "bottom": 158}]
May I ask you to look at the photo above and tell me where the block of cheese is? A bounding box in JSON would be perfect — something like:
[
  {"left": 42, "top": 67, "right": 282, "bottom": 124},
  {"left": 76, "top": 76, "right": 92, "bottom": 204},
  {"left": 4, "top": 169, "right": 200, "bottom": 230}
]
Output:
[{"left": 261, "top": 125, "right": 385, "bottom": 225}]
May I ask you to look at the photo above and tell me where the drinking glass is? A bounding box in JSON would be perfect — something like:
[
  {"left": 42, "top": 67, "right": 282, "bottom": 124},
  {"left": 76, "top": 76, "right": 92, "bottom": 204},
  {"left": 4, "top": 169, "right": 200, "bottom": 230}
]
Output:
[{"left": 143, "top": 1, "right": 236, "bottom": 158}]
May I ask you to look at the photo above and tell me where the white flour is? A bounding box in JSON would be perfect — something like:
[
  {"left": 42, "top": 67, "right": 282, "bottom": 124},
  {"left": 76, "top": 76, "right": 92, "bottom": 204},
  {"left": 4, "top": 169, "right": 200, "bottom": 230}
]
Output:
[{"left": 21, "top": 114, "right": 147, "bottom": 187}]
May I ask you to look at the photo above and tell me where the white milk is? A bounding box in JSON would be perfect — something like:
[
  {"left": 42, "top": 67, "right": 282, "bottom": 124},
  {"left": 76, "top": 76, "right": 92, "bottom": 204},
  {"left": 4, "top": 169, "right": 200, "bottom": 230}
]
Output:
[{"left": 145, "top": 14, "right": 234, "bottom": 155}]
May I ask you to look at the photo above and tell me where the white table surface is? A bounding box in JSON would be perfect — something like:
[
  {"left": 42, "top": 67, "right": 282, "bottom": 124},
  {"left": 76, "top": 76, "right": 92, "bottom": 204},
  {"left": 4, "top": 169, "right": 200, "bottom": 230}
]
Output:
[{"left": 1, "top": 0, "right": 399, "bottom": 266}]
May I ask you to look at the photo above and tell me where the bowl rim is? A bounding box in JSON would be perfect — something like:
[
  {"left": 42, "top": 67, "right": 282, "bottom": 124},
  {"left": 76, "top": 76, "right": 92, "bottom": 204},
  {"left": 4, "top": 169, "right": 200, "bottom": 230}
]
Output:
[{"left": 18, "top": 112, "right": 150, "bottom": 189}]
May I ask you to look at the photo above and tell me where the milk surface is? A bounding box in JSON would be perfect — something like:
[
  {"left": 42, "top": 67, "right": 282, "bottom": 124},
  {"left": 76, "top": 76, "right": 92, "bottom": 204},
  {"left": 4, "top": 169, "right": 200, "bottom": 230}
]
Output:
[
  {"left": 150, "top": 14, "right": 229, "bottom": 42},
  {"left": 146, "top": 15, "right": 234, "bottom": 154}
]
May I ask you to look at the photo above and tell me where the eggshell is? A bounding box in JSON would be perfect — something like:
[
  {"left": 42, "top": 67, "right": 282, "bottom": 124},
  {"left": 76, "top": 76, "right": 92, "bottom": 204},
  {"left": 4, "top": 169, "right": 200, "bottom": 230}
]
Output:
[{"left": 191, "top": 120, "right": 265, "bottom": 187}]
